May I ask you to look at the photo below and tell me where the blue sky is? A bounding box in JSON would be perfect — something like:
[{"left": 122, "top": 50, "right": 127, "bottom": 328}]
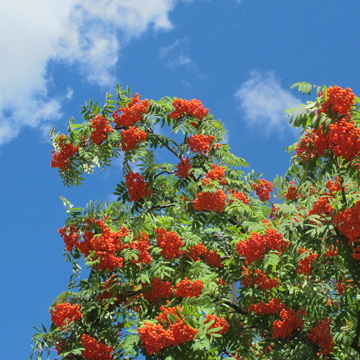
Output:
[{"left": 2, "top": 0, "right": 360, "bottom": 359}]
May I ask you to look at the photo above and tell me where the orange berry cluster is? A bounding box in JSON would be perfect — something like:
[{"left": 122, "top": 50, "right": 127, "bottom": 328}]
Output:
[
  {"left": 125, "top": 172, "right": 152, "bottom": 202},
  {"left": 324, "top": 245, "right": 339, "bottom": 258},
  {"left": 333, "top": 200, "right": 360, "bottom": 245},
  {"left": 174, "top": 278, "right": 204, "bottom": 298},
  {"left": 297, "top": 247, "right": 318, "bottom": 275},
  {"left": 143, "top": 277, "right": 173, "bottom": 305},
  {"left": 183, "top": 242, "right": 207, "bottom": 261},
  {"left": 250, "top": 298, "right": 286, "bottom": 315},
  {"left": 236, "top": 228, "right": 288, "bottom": 264},
  {"left": 77, "top": 218, "right": 129, "bottom": 271},
  {"left": 284, "top": 181, "right": 299, "bottom": 200},
  {"left": 308, "top": 197, "right": 334, "bottom": 224},
  {"left": 295, "top": 132, "right": 317, "bottom": 162},
  {"left": 51, "top": 134, "right": 78, "bottom": 171},
  {"left": 81, "top": 334, "right": 113, "bottom": 360},
  {"left": 307, "top": 318, "right": 334, "bottom": 358},
  {"left": 155, "top": 228, "right": 183, "bottom": 260},
  {"left": 204, "top": 164, "right": 227, "bottom": 185},
  {"left": 325, "top": 177, "right": 341, "bottom": 197},
  {"left": 121, "top": 126, "right": 147, "bottom": 151},
  {"left": 96, "top": 276, "right": 124, "bottom": 307},
  {"left": 112, "top": 93, "right": 149, "bottom": 127},
  {"left": 236, "top": 232, "right": 266, "bottom": 264},
  {"left": 264, "top": 227, "right": 290, "bottom": 253},
  {"left": 50, "top": 302, "right": 82, "bottom": 328},
  {"left": 203, "top": 250, "right": 224, "bottom": 268},
  {"left": 252, "top": 179, "right": 273, "bottom": 202},
  {"left": 188, "top": 134, "right": 215, "bottom": 155},
  {"left": 229, "top": 189, "right": 250, "bottom": 205},
  {"left": 318, "top": 86, "right": 355, "bottom": 116},
  {"left": 241, "top": 268, "right": 279, "bottom": 290},
  {"left": 138, "top": 306, "right": 198, "bottom": 355},
  {"left": 336, "top": 281, "right": 345, "bottom": 295},
  {"left": 89, "top": 114, "right": 114, "bottom": 146},
  {"left": 193, "top": 189, "right": 227, "bottom": 213},
  {"left": 130, "top": 232, "right": 152, "bottom": 265},
  {"left": 296, "top": 119, "right": 360, "bottom": 161},
  {"left": 272, "top": 308, "right": 305, "bottom": 340},
  {"left": 58, "top": 225, "right": 79, "bottom": 252},
  {"left": 170, "top": 98, "right": 209, "bottom": 122},
  {"left": 176, "top": 157, "right": 192, "bottom": 178},
  {"left": 204, "top": 314, "right": 230, "bottom": 335}
]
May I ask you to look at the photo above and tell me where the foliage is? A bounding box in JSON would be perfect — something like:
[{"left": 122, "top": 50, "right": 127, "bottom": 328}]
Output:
[{"left": 31, "top": 84, "right": 360, "bottom": 359}]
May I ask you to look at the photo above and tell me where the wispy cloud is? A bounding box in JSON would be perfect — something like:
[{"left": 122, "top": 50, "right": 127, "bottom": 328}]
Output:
[
  {"left": 0, "top": 0, "right": 182, "bottom": 146},
  {"left": 160, "top": 37, "right": 195, "bottom": 69},
  {"left": 234, "top": 71, "right": 301, "bottom": 136}
]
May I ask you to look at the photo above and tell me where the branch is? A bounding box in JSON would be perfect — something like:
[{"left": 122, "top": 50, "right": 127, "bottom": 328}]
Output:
[
  {"left": 222, "top": 299, "right": 249, "bottom": 315},
  {"left": 143, "top": 203, "right": 175, "bottom": 214},
  {"left": 154, "top": 170, "right": 176, "bottom": 180},
  {"left": 227, "top": 217, "right": 247, "bottom": 234},
  {"left": 147, "top": 127, "right": 181, "bottom": 159}
]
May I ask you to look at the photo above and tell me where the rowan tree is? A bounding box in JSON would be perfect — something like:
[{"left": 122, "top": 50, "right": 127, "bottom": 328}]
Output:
[{"left": 31, "top": 83, "right": 360, "bottom": 359}]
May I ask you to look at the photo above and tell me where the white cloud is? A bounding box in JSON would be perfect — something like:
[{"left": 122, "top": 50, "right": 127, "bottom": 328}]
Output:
[
  {"left": 160, "top": 37, "right": 195, "bottom": 69},
  {"left": 0, "top": 0, "right": 182, "bottom": 146},
  {"left": 235, "top": 71, "right": 301, "bottom": 136}
]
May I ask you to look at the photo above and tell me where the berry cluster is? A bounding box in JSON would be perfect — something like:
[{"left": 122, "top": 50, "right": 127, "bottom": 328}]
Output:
[
  {"left": 193, "top": 189, "right": 227, "bottom": 213},
  {"left": 130, "top": 232, "right": 152, "bottom": 265},
  {"left": 272, "top": 308, "right": 305, "bottom": 340},
  {"left": 183, "top": 242, "right": 207, "bottom": 261},
  {"left": 324, "top": 245, "right": 339, "bottom": 258},
  {"left": 333, "top": 200, "right": 360, "bottom": 245},
  {"left": 250, "top": 298, "right": 286, "bottom": 315},
  {"left": 336, "top": 281, "right": 345, "bottom": 295},
  {"left": 50, "top": 303, "right": 82, "bottom": 328},
  {"left": 204, "top": 314, "right": 230, "bottom": 335},
  {"left": 58, "top": 225, "right": 79, "bottom": 252},
  {"left": 170, "top": 98, "right": 209, "bottom": 122},
  {"left": 77, "top": 218, "right": 129, "bottom": 271},
  {"left": 297, "top": 247, "right": 318, "bottom": 275},
  {"left": 229, "top": 189, "right": 249, "bottom": 205},
  {"left": 174, "top": 278, "right": 204, "bottom": 298},
  {"left": 51, "top": 135, "right": 78, "bottom": 171},
  {"left": 296, "top": 119, "right": 360, "bottom": 162},
  {"left": 96, "top": 276, "right": 124, "bottom": 307},
  {"left": 121, "top": 126, "right": 147, "bottom": 151},
  {"left": 318, "top": 86, "right": 355, "bottom": 116},
  {"left": 241, "top": 268, "right": 279, "bottom": 290},
  {"left": 204, "top": 164, "right": 226, "bottom": 185},
  {"left": 112, "top": 93, "right": 149, "bottom": 127},
  {"left": 143, "top": 277, "right": 173, "bottom": 305},
  {"left": 203, "top": 250, "right": 224, "bottom": 268},
  {"left": 155, "top": 228, "right": 183, "bottom": 260},
  {"left": 176, "top": 157, "right": 192, "bottom": 178},
  {"left": 307, "top": 318, "right": 334, "bottom": 358},
  {"left": 125, "top": 172, "right": 152, "bottom": 202},
  {"left": 81, "top": 334, "right": 113, "bottom": 360},
  {"left": 326, "top": 177, "right": 341, "bottom": 197},
  {"left": 89, "top": 114, "right": 114, "bottom": 146},
  {"left": 138, "top": 306, "right": 198, "bottom": 355},
  {"left": 252, "top": 179, "right": 273, "bottom": 202},
  {"left": 308, "top": 197, "right": 334, "bottom": 224},
  {"left": 236, "top": 228, "right": 288, "bottom": 264},
  {"left": 188, "top": 134, "right": 215, "bottom": 155},
  {"left": 284, "top": 181, "right": 299, "bottom": 200},
  {"left": 236, "top": 232, "right": 266, "bottom": 264}
]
